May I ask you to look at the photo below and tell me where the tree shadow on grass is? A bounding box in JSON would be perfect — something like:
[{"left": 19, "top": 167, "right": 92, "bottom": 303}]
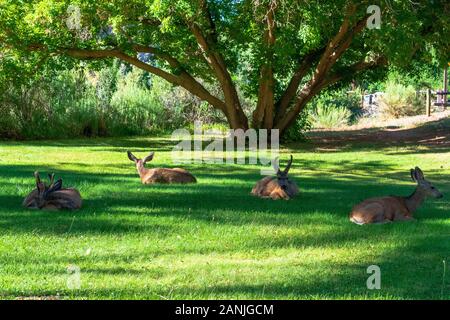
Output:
[
  {"left": 0, "top": 199, "right": 177, "bottom": 236},
  {"left": 304, "top": 116, "right": 450, "bottom": 151},
  {"left": 1, "top": 132, "right": 449, "bottom": 299},
  {"left": 0, "top": 160, "right": 447, "bottom": 239},
  {"left": 2, "top": 231, "right": 448, "bottom": 300},
  {"left": 0, "top": 136, "right": 176, "bottom": 149}
]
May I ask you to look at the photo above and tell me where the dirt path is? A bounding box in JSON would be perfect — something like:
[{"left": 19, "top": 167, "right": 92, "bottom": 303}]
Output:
[{"left": 308, "top": 111, "right": 450, "bottom": 147}]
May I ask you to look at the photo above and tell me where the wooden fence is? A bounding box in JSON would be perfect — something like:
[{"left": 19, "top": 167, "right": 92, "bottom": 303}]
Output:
[{"left": 425, "top": 89, "right": 449, "bottom": 116}]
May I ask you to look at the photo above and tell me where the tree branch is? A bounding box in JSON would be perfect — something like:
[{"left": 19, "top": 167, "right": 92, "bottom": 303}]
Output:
[
  {"left": 275, "top": 5, "right": 370, "bottom": 132},
  {"left": 188, "top": 0, "right": 249, "bottom": 129},
  {"left": 132, "top": 44, "right": 182, "bottom": 69},
  {"left": 253, "top": 0, "right": 277, "bottom": 129},
  {"left": 26, "top": 45, "right": 227, "bottom": 112},
  {"left": 322, "top": 55, "right": 388, "bottom": 88},
  {"left": 274, "top": 48, "right": 325, "bottom": 123}
]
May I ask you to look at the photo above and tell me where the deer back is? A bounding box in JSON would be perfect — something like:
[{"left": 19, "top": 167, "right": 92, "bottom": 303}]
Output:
[
  {"left": 252, "top": 177, "right": 295, "bottom": 200},
  {"left": 24, "top": 187, "right": 82, "bottom": 210},
  {"left": 142, "top": 168, "right": 197, "bottom": 184},
  {"left": 349, "top": 196, "right": 410, "bottom": 224},
  {"left": 349, "top": 167, "right": 443, "bottom": 225},
  {"left": 23, "top": 189, "right": 40, "bottom": 209},
  {"left": 43, "top": 188, "right": 83, "bottom": 210}
]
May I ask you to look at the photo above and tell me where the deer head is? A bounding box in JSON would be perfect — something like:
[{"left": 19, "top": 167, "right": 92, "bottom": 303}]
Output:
[
  {"left": 127, "top": 150, "right": 155, "bottom": 175},
  {"left": 29, "top": 171, "right": 63, "bottom": 209},
  {"left": 127, "top": 151, "right": 154, "bottom": 165},
  {"left": 410, "top": 167, "right": 443, "bottom": 199},
  {"left": 273, "top": 155, "right": 294, "bottom": 192}
]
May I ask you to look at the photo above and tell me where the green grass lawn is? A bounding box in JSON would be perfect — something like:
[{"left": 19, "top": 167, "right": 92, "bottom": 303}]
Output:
[{"left": 0, "top": 135, "right": 448, "bottom": 300}]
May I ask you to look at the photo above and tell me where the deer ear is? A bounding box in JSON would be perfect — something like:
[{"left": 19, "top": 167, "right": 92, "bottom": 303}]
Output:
[
  {"left": 34, "top": 171, "right": 41, "bottom": 185},
  {"left": 48, "top": 173, "right": 55, "bottom": 187},
  {"left": 415, "top": 167, "right": 425, "bottom": 180},
  {"left": 143, "top": 152, "right": 155, "bottom": 164},
  {"left": 34, "top": 171, "right": 45, "bottom": 193},
  {"left": 410, "top": 169, "right": 416, "bottom": 182},
  {"left": 34, "top": 171, "right": 43, "bottom": 189},
  {"left": 284, "top": 155, "right": 293, "bottom": 174},
  {"left": 44, "top": 178, "right": 62, "bottom": 197},
  {"left": 127, "top": 151, "right": 138, "bottom": 162}
]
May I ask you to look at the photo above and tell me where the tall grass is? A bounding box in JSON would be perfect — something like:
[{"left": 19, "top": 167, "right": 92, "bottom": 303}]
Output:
[
  {"left": 0, "top": 65, "right": 223, "bottom": 140},
  {"left": 310, "top": 103, "right": 352, "bottom": 129},
  {"left": 379, "top": 81, "right": 423, "bottom": 119}
]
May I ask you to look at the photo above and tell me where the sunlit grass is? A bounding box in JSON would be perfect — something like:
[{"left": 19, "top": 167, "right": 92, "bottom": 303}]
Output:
[{"left": 0, "top": 136, "right": 449, "bottom": 299}]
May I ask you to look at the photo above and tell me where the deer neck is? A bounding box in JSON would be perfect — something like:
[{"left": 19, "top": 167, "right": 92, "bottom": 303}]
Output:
[
  {"left": 405, "top": 187, "right": 427, "bottom": 214},
  {"left": 136, "top": 163, "right": 151, "bottom": 181}
]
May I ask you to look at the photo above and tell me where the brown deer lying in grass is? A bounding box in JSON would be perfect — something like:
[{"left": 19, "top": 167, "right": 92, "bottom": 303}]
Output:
[
  {"left": 127, "top": 151, "right": 197, "bottom": 184},
  {"left": 23, "top": 172, "right": 82, "bottom": 210},
  {"left": 349, "top": 167, "right": 443, "bottom": 225},
  {"left": 251, "top": 155, "right": 299, "bottom": 200}
]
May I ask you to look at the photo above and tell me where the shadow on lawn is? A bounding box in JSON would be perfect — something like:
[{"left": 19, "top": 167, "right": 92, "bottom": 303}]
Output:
[
  {"left": 1, "top": 131, "right": 449, "bottom": 299},
  {"left": 0, "top": 137, "right": 254, "bottom": 154},
  {"left": 0, "top": 160, "right": 447, "bottom": 239},
  {"left": 3, "top": 233, "right": 448, "bottom": 300},
  {"left": 0, "top": 136, "right": 176, "bottom": 149},
  {"left": 305, "top": 115, "right": 450, "bottom": 151}
]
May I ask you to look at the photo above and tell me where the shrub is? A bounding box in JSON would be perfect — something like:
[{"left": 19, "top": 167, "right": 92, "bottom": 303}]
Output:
[
  {"left": 379, "top": 81, "right": 423, "bottom": 118},
  {"left": 281, "top": 112, "right": 312, "bottom": 142},
  {"left": 0, "top": 69, "right": 100, "bottom": 139},
  {"left": 109, "top": 69, "right": 159, "bottom": 135},
  {"left": 309, "top": 102, "right": 352, "bottom": 129},
  {"left": 0, "top": 65, "right": 220, "bottom": 140},
  {"left": 319, "top": 89, "right": 363, "bottom": 120}
]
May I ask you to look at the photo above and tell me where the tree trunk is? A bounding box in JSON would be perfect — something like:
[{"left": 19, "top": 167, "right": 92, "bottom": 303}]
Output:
[{"left": 252, "top": 2, "right": 276, "bottom": 130}]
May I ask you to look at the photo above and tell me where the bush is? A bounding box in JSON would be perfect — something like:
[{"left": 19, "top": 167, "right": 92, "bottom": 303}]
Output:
[
  {"left": 0, "top": 69, "right": 100, "bottom": 139},
  {"left": 281, "top": 112, "right": 312, "bottom": 142},
  {"left": 109, "top": 69, "right": 159, "bottom": 135},
  {"left": 379, "top": 81, "right": 423, "bottom": 118},
  {"left": 0, "top": 65, "right": 226, "bottom": 140},
  {"left": 309, "top": 102, "right": 352, "bottom": 129},
  {"left": 318, "top": 89, "right": 363, "bottom": 120}
]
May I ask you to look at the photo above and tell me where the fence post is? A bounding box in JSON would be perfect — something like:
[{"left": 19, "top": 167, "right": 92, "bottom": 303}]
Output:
[
  {"left": 361, "top": 91, "right": 365, "bottom": 109},
  {"left": 444, "top": 67, "right": 448, "bottom": 108},
  {"left": 426, "top": 89, "right": 431, "bottom": 117}
]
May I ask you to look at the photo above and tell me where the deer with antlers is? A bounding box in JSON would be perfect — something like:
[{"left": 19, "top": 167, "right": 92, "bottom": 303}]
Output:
[
  {"left": 251, "top": 155, "right": 299, "bottom": 200},
  {"left": 349, "top": 167, "right": 443, "bottom": 225},
  {"left": 127, "top": 151, "right": 197, "bottom": 184},
  {"left": 23, "top": 172, "right": 82, "bottom": 210}
]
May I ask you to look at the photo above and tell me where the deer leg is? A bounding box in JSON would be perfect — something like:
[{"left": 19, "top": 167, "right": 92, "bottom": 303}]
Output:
[
  {"left": 270, "top": 191, "right": 282, "bottom": 200},
  {"left": 393, "top": 213, "right": 415, "bottom": 222},
  {"left": 372, "top": 219, "right": 393, "bottom": 224},
  {"left": 270, "top": 190, "right": 289, "bottom": 200},
  {"left": 42, "top": 204, "right": 59, "bottom": 211}
]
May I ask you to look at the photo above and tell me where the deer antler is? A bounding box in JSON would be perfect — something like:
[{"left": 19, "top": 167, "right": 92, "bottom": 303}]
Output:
[
  {"left": 48, "top": 173, "right": 56, "bottom": 189},
  {"left": 284, "top": 155, "right": 293, "bottom": 174},
  {"left": 43, "top": 178, "right": 63, "bottom": 198}
]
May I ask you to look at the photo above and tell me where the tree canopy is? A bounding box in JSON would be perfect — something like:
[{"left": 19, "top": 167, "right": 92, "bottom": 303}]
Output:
[{"left": 1, "top": 0, "right": 449, "bottom": 134}]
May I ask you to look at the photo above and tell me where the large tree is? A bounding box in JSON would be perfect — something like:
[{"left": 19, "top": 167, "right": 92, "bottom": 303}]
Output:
[{"left": 1, "top": 0, "right": 448, "bottom": 135}]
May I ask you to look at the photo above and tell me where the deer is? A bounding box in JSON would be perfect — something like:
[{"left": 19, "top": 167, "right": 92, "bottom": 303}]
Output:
[
  {"left": 23, "top": 172, "right": 82, "bottom": 210},
  {"left": 127, "top": 151, "right": 197, "bottom": 184},
  {"left": 349, "top": 167, "right": 443, "bottom": 225},
  {"left": 251, "top": 155, "right": 299, "bottom": 200}
]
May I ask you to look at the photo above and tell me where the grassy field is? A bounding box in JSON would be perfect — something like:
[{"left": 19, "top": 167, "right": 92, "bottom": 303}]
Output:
[{"left": 0, "top": 130, "right": 449, "bottom": 299}]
